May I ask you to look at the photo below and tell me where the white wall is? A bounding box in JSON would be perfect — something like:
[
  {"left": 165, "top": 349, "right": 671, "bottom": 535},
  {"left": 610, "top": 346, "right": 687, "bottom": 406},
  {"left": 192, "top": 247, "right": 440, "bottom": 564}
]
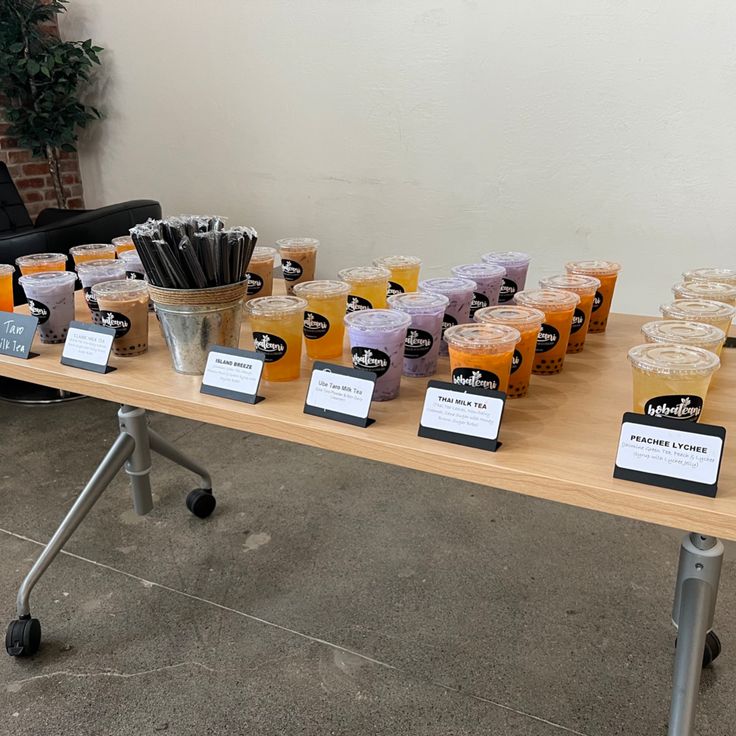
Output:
[{"left": 61, "top": 1, "right": 736, "bottom": 315}]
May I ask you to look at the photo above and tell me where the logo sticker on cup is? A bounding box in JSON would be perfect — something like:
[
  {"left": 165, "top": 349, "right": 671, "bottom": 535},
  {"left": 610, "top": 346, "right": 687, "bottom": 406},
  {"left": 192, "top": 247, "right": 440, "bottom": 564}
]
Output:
[
  {"left": 645, "top": 395, "right": 703, "bottom": 422},
  {"left": 99, "top": 310, "right": 131, "bottom": 338},
  {"left": 351, "top": 347, "right": 390, "bottom": 377},
  {"left": 281, "top": 259, "right": 303, "bottom": 282},
  {"left": 452, "top": 368, "right": 500, "bottom": 391},
  {"left": 498, "top": 278, "right": 518, "bottom": 303},
  {"left": 511, "top": 348, "right": 523, "bottom": 374},
  {"left": 441, "top": 313, "right": 458, "bottom": 335},
  {"left": 570, "top": 307, "right": 586, "bottom": 334},
  {"left": 83, "top": 287, "right": 98, "bottom": 310},
  {"left": 593, "top": 290, "right": 604, "bottom": 312},
  {"left": 387, "top": 281, "right": 404, "bottom": 297},
  {"left": 253, "top": 331, "right": 288, "bottom": 362},
  {"left": 469, "top": 292, "right": 490, "bottom": 317},
  {"left": 246, "top": 272, "right": 264, "bottom": 295},
  {"left": 404, "top": 329, "right": 434, "bottom": 359},
  {"left": 347, "top": 295, "right": 373, "bottom": 313},
  {"left": 536, "top": 323, "right": 559, "bottom": 353},
  {"left": 126, "top": 271, "right": 145, "bottom": 281},
  {"left": 303, "top": 311, "right": 330, "bottom": 340},
  {"left": 27, "top": 298, "right": 50, "bottom": 325}
]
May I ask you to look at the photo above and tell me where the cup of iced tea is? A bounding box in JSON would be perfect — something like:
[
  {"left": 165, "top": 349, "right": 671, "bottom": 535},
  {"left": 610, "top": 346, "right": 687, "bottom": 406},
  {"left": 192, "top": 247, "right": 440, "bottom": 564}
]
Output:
[
  {"left": 451, "top": 263, "right": 506, "bottom": 318},
  {"left": 480, "top": 251, "right": 531, "bottom": 303},
  {"left": 628, "top": 343, "right": 719, "bottom": 423},
  {"left": 672, "top": 280, "right": 736, "bottom": 306},
  {"left": 0, "top": 264, "right": 14, "bottom": 313},
  {"left": 641, "top": 320, "right": 726, "bottom": 356},
  {"left": 373, "top": 255, "right": 422, "bottom": 297},
  {"left": 682, "top": 268, "right": 736, "bottom": 286},
  {"left": 277, "top": 238, "right": 318, "bottom": 295},
  {"left": 70, "top": 243, "right": 116, "bottom": 267},
  {"left": 245, "top": 247, "right": 277, "bottom": 302},
  {"left": 111, "top": 236, "right": 136, "bottom": 256},
  {"left": 92, "top": 279, "right": 150, "bottom": 356},
  {"left": 417, "top": 277, "right": 476, "bottom": 355},
  {"left": 16, "top": 252, "right": 67, "bottom": 275},
  {"left": 246, "top": 295, "right": 307, "bottom": 381},
  {"left": 293, "top": 280, "right": 350, "bottom": 360},
  {"left": 659, "top": 300, "right": 735, "bottom": 345},
  {"left": 19, "top": 271, "right": 77, "bottom": 343},
  {"left": 538, "top": 274, "right": 601, "bottom": 353},
  {"left": 77, "top": 259, "right": 127, "bottom": 318},
  {"left": 565, "top": 260, "right": 620, "bottom": 333},
  {"left": 339, "top": 266, "right": 391, "bottom": 311}
]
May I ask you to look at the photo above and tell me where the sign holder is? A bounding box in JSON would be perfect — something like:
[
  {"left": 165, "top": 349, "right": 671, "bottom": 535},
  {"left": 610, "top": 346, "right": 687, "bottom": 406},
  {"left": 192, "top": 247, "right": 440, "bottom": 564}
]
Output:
[
  {"left": 303, "top": 361, "right": 377, "bottom": 428},
  {"left": 61, "top": 322, "right": 116, "bottom": 374},
  {"left": 0, "top": 312, "right": 39, "bottom": 360},
  {"left": 200, "top": 346, "right": 265, "bottom": 404}
]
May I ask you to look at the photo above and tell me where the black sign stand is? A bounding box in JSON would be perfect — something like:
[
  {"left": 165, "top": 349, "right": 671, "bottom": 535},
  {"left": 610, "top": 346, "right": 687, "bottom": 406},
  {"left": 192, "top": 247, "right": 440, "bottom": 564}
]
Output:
[
  {"left": 0, "top": 312, "right": 39, "bottom": 360},
  {"left": 60, "top": 321, "right": 116, "bottom": 374},
  {"left": 199, "top": 347, "right": 265, "bottom": 405},
  {"left": 303, "top": 361, "right": 377, "bottom": 428}
]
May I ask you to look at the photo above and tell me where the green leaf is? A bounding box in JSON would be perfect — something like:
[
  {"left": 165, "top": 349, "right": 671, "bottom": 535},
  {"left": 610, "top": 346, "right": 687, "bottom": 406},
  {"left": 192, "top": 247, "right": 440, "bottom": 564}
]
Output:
[
  {"left": 27, "top": 59, "right": 40, "bottom": 75},
  {"left": 9, "top": 42, "right": 25, "bottom": 53},
  {"left": 60, "top": 143, "right": 76, "bottom": 152}
]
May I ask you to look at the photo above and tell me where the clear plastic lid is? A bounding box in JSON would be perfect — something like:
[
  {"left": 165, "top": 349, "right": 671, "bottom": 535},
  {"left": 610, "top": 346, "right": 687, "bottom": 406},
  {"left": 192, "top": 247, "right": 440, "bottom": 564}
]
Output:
[
  {"left": 672, "top": 281, "right": 736, "bottom": 304},
  {"left": 565, "top": 260, "right": 621, "bottom": 276},
  {"left": 481, "top": 251, "right": 532, "bottom": 267},
  {"left": 69, "top": 244, "right": 116, "bottom": 256},
  {"left": 92, "top": 279, "right": 148, "bottom": 300},
  {"left": 15, "top": 252, "right": 66, "bottom": 267},
  {"left": 293, "top": 280, "right": 350, "bottom": 298},
  {"left": 538, "top": 273, "right": 601, "bottom": 295},
  {"left": 249, "top": 246, "right": 278, "bottom": 264},
  {"left": 514, "top": 288, "right": 580, "bottom": 311},
  {"left": 338, "top": 266, "right": 391, "bottom": 283},
  {"left": 19, "top": 271, "right": 76, "bottom": 287},
  {"left": 387, "top": 291, "right": 449, "bottom": 314},
  {"left": 276, "top": 238, "right": 319, "bottom": 253},
  {"left": 451, "top": 263, "right": 506, "bottom": 280},
  {"left": 245, "top": 295, "right": 307, "bottom": 317},
  {"left": 76, "top": 259, "right": 127, "bottom": 275},
  {"left": 683, "top": 267, "right": 736, "bottom": 286},
  {"left": 474, "top": 304, "right": 545, "bottom": 329},
  {"left": 641, "top": 320, "right": 726, "bottom": 348},
  {"left": 0, "top": 264, "right": 14, "bottom": 275},
  {"left": 118, "top": 250, "right": 143, "bottom": 265},
  {"left": 660, "top": 299, "right": 736, "bottom": 323},
  {"left": 111, "top": 236, "right": 133, "bottom": 246},
  {"left": 344, "top": 308, "right": 411, "bottom": 332},
  {"left": 373, "top": 255, "right": 422, "bottom": 269},
  {"left": 444, "top": 323, "right": 521, "bottom": 352},
  {"left": 628, "top": 343, "right": 720, "bottom": 377},
  {"left": 418, "top": 277, "right": 476, "bottom": 295}
]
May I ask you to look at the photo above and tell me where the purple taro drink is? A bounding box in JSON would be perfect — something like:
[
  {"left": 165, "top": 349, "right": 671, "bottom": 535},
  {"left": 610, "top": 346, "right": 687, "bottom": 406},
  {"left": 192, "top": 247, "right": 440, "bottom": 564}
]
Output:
[
  {"left": 344, "top": 309, "right": 411, "bottom": 401},
  {"left": 451, "top": 263, "right": 506, "bottom": 318},
  {"left": 76, "top": 259, "right": 127, "bottom": 319},
  {"left": 388, "top": 291, "right": 449, "bottom": 377},
  {"left": 481, "top": 251, "right": 532, "bottom": 303},
  {"left": 19, "top": 271, "right": 77, "bottom": 343},
  {"left": 417, "top": 277, "right": 476, "bottom": 356}
]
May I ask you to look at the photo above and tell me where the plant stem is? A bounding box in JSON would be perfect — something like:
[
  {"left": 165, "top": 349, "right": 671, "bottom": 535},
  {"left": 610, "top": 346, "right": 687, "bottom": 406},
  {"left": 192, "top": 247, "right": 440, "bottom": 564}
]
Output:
[{"left": 45, "top": 145, "right": 65, "bottom": 208}]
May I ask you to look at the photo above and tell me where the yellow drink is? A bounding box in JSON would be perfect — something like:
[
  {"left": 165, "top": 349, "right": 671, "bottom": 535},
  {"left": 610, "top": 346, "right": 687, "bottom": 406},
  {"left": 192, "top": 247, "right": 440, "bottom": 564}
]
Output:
[
  {"left": 339, "top": 266, "right": 390, "bottom": 311},
  {"left": 15, "top": 252, "right": 67, "bottom": 276},
  {"left": 672, "top": 280, "right": 736, "bottom": 306},
  {"left": 659, "top": 300, "right": 735, "bottom": 347},
  {"left": 293, "top": 280, "right": 349, "bottom": 360},
  {"left": 112, "top": 236, "right": 136, "bottom": 255},
  {"left": 641, "top": 320, "right": 726, "bottom": 356},
  {"left": 70, "top": 243, "right": 116, "bottom": 266},
  {"left": 373, "top": 255, "right": 421, "bottom": 297}
]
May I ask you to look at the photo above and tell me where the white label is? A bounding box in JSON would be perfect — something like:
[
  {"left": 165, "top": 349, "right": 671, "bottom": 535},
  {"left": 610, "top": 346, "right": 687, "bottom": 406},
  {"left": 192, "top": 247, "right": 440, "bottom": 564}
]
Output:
[
  {"left": 306, "top": 368, "right": 374, "bottom": 419},
  {"left": 202, "top": 350, "right": 264, "bottom": 396},
  {"left": 615, "top": 421, "right": 723, "bottom": 486},
  {"left": 62, "top": 326, "right": 114, "bottom": 366},
  {"left": 420, "top": 387, "right": 504, "bottom": 440}
]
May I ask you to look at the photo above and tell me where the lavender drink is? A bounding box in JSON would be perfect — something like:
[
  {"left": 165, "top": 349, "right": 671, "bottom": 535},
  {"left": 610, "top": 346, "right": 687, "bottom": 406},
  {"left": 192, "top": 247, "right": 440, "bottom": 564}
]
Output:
[
  {"left": 388, "top": 291, "right": 449, "bottom": 377},
  {"left": 19, "top": 271, "right": 77, "bottom": 343},
  {"left": 417, "top": 277, "right": 476, "bottom": 355},
  {"left": 481, "top": 251, "right": 532, "bottom": 303},
  {"left": 76, "top": 259, "right": 127, "bottom": 318},
  {"left": 451, "top": 263, "right": 506, "bottom": 318},
  {"left": 344, "top": 309, "right": 411, "bottom": 401}
]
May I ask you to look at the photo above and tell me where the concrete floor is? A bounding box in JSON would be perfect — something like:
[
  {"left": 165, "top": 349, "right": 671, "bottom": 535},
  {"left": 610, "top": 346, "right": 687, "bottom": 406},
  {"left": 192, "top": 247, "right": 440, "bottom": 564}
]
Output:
[{"left": 0, "top": 399, "right": 734, "bottom": 735}]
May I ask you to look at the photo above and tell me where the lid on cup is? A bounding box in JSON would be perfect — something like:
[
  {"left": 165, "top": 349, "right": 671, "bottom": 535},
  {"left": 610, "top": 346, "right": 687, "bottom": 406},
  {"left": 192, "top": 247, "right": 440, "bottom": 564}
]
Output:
[
  {"left": 344, "top": 308, "right": 411, "bottom": 331},
  {"left": 92, "top": 279, "right": 148, "bottom": 300},
  {"left": 565, "top": 260, "right": 621, "bottom": 276},
  {"left": 119, "top": 250, "right": 144, "bottom": 265},
  {"left": 660, "top": 299, "right": 736, "bottom": 324},
  {"left": 249, "top": 246, "right": 278, "bottom": 264},
  {"left": 373, "top": 255, "right": 422, "bottom": 269},
  {"left": 338, "top": 266, "right": 391, "bottom": 283},
  {"left": 0, "top": 264, "right": 14, "bottom": 276},
  {"left": 514, "top": 288, "right": 580, "bottom": 311},
  {"left": 641, "top": 320, "right": 725, "bottom": 349},
  {"left": 628, "top": 343, "right": 720, "bottom": 377},
  {"left": 70, "top": 243, "right": 116, "bottom": 256},
  {"left": 245, "top": 295, "right": 307, "bottom": 317},
  {"left": 672, "top": 280, "right": 736, "bottom": 304},
  {"left": 538, "top": 273, "right": 601, "bottom": 296},
  {"left": 451, "top": 263, "right": 506, "bottom": 280},
  {"left": 111, "top": 236, "right": 133, "bottom": 246},
  {"left": 480, "top": 251, "right": 532, "bottom": 267},
  {"left": 683, "top": 267, "right": 736, "bottom": 286},
  {"left": 444, "top": 323, "right": 521, "bottom": 353},
  {"left": 418, "top": 277, "right": 476, "bottom": 295},
  {"left": 474, "top": 304, "right": 545, "bottom": 329},
  {"left": 15, "top": 252, "right": 67, "bottom": 267},
  {"left": 293, "top": 280, "right": 350, "bottom": 298},
  {"left": 76, "top": 259, "right": 127, "bottom": 275},
  {"left": 387, "top": 291, "right": 449, "bottom": 314},
  {"left": 19, "top": 270, "right": 76, "bottom": 287},
  {"left": 276, "top": 238, "right": 319, "bottom": 253}
]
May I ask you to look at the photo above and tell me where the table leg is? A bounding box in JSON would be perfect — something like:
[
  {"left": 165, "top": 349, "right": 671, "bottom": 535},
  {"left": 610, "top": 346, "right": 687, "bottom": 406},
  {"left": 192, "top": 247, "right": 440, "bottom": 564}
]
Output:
[{"left": 668, "top": 533, "right": 724, "bottom": 736}]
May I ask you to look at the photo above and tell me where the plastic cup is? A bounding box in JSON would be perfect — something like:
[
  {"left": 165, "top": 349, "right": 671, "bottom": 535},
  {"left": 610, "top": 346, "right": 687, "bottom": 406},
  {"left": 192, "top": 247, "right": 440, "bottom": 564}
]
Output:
[
  {"left": 277, "top": 238, "right": 318, "bottom": 295},
  {"left": 672, "top": 280, "right": 736, "bottom": 306},
  {"left": 659, "top": 300, "right": 735, "bottom": 343},
  {"left": 0, "top": 264, "right": 14, "bottom": 313},
  {"left": 565, "top": 260, "right": 621, "bottom": 333},
  {"left": 514, "top": 289, "right": 580, "bottom": 374},
  {"left": 118, "top": 250, "right": 154, "bottom": 311},
  {"left": 444, "top": 323, "right": 521, "bottom": 394},
  {"left": 641, "top": 320, "right": 726, "bottom": 356},
  {"left": 474, "top": 305, "right": 545, "bottom": 399},
  {"left": 451, "top": 263, "right": 506, "bottom": 318},
  {"left": 417, "top": 277, "right": 476, "bottom": 356},
  {"left": 111, "top": 236, "right": 136, "bottom": 255},
  {"left": 683, "top": 268, "right": 736, "bottom": 287},
  {"left": 344, "top": 309, "right": 411, "bottom": 401},
  {"left": 245, "top": 295, "right": 306, "bottom": 381},
  {"left": 480, "top": 251, "right": 531, "bottom": 303},
  {"left": 538, "top": 274, "right": 601, "bottom": 353},
  {"left": 628, "top": 343, "right": 720, "bottom": 422},
  {"left": 245, "top": 247, "right": 277, "bottom": 303},
  {"left": 15, "top": 252, "right": 67, "bottom": 276},
  {"left": 92, "top": 279, "right": 149, "bottom": 356},
  {"left": 70, "top": 243, "right": 116, "bottom": 266},
  {"left": 18, "top": 271, "right": 77, "bottom": 343},
  {"left": 373, "top": 255, "right": 422, "bottom": 297},
  {"left": 77, "top": 259, "right": 127, "bottom": 318},
  {"left": 339, "top": 266, "right": 391, "bottom": 312},
  {"left": 293, "top": 280, "right": 350, "bottom": 360},
  {"left": 387, "top": 291, "right": 449, "bottom": 377}
]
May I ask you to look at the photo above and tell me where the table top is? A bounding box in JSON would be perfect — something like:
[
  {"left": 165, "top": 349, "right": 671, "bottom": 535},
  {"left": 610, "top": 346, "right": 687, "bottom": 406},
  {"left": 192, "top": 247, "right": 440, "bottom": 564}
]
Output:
[{"left": 1, "top": 292, "right": 734, "bottom": 539}]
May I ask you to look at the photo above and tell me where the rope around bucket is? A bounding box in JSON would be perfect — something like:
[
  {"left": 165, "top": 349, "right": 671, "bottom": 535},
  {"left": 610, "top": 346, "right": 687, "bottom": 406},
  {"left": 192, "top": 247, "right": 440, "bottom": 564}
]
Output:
[{"left": 149, "top": 280, "right": 248, "bottom": 307}]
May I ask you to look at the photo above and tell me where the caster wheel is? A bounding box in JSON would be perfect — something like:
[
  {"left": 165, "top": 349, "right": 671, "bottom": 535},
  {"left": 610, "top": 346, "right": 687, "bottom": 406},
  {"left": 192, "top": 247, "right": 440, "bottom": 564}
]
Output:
[
  {"left": 186, "top": 489, "right": 216, "bottom": 519},
  {"left": 704, "top": 631, "right": 722, "bottom": 667},
  {"left": 5, "top": 617, "right": 41, "bottom": 657}
]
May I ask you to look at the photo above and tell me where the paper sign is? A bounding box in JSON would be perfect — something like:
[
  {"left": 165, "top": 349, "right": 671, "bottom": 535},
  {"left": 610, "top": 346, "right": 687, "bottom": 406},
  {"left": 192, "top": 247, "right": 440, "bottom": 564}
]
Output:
[
  {"left": 614, "top": 412, "right": 726, "bottom": 497},
  {"left": 304, "top": 361, "right": 376, "bottom": 427},
  {"left": 61, "top": 321, "right": 116, "bottom": 373},
  {"left": 0, "top": 312, "right": 38, "bottom": 359},
  {"left": 418, "top": 380, "right": 506, "bottom": 451},
  {"left": 200, "top": 346, "right": 265, "bottom": 404}
]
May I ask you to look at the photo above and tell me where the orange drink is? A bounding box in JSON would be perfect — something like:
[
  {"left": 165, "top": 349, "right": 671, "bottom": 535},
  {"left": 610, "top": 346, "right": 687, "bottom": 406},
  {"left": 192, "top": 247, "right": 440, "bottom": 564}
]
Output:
[
  {"left": 293, "top": 280, "right": 350, "bottom": 359},
  {"left": 444, "top": 323, "right": 520, "bottom": 394},
  {"left": 111, "top": 236, "right": 136, "bottom": 255},
  {"left": 373, "top": 255, "right": 422, "bottom": 297},
  {"left": 474, "top": 304, "right": 544, "bottom": 399},
  {"left": 15, "top": 252, "right": 67, "bottom": 275},
  {"left": 245, "top": 247, "right": 277, "bottom": 303},
  {"left": 0, "top": 264, "right": 14, "bottom": 312},
  {"left": 339, "top": 266, "right": 390, "bottom": 311},
  {"left": 277, "top": 238, "right": 318, "bottom": 295},
  {"left": 246, "top": 295, "right": 306, "bottom": 381},
  {"left": 70, "top": 243, "right": 116, "bottom": 266},
  {"left": 538, "top": 274, "right": 600, "bottom": 353},
  {"left": 683, "top": 268, "right": 736, "bottom": 286},
  {"left": 660, "top": 299, "right": 735, "bottom": 345},
  {"left": 672, "top": 280, "right": 736, "bottom": 306},
  {"left": 514, "top": 289, "right": 580, "bottom": 375},
  {"left": 565, "top": 260, "right": 620, "bottom": 333},
  {"left": 641, "top": 320, "right": 725, "bottom": 356}
]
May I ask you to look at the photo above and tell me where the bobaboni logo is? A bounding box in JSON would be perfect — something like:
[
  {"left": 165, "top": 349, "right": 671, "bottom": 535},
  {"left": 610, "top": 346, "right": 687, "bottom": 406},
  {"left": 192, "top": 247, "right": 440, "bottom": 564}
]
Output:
[
  {"left": 100, "top": 311, "right": 131, "bottom": 338},
  {"left": 452, "top": 368, "right": 500, "bottom": 391},
  {"left": 645, "top": 395, "right": 703, "bottom": 422},
  {"left": 404, "top": 329, "right": 433, "bottom": 359},
  {"left": 281, "top": 259, "right": 303, "bottom": 281},
  {"left": 253, "top": 332, "right": 287, "bottom": 362},
  {"left": 351, "top": 347, "right": 390, "bottom": 377},
  {"left": 303, "top": 311, "right": 330, "bottom": 340}
]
